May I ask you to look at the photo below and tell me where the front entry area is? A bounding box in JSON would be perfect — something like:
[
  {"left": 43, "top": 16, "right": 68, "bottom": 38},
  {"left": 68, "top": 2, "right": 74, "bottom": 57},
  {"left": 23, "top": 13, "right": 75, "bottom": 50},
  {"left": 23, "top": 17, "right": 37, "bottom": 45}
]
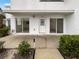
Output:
[
  {"left": 13, "top": 15, "right": 64, "bottom": 34},
  {"left": 15, "top": 17, "right": 48, "bottom": 34}
]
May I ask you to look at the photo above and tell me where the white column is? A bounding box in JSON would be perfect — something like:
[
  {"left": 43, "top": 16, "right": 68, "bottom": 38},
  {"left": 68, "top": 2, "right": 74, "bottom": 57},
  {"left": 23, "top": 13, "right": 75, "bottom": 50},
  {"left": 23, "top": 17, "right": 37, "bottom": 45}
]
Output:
[{"left": 10, "top": 17, "right": 16, "bottom": 34}]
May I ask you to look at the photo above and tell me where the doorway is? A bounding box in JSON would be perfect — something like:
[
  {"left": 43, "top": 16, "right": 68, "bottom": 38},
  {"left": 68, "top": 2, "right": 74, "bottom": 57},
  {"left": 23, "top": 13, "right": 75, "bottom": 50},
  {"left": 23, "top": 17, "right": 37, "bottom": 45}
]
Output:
[{"left": 39, "top": 18, "right": 46, "bottom": 33}]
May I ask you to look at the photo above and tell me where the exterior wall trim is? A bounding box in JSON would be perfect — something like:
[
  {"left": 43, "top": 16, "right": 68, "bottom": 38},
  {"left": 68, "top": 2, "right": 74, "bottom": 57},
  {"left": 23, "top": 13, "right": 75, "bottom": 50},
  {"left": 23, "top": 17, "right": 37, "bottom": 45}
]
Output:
[{"left": 3, "top": 10, "right": 74, "bottom": 14}]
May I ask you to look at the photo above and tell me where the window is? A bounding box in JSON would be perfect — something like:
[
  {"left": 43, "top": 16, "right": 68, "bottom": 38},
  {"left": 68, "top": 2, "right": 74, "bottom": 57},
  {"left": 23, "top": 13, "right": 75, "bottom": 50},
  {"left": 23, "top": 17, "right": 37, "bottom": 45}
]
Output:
[
  {"left": 40, "top": 19, "right": 45, "bottom": 26},
  {"left": 57, "top": 18, "right": 63, "bottom": 33},
  {"left": 7, "top": 19, "right": 11, "bottom": 29},
  {"left": 40, "top": 0, "right": 63, "bottom": 2},
  {"left": 50, "top": 18, "right": 56, "bottom": 33},
  {"left": 50, "top": 18, "right": 63, "bottom": 33},
  {"left": 23, "top": 18, "right": 29, "bottom": 32},
  {"left": 16, "top": 18, "right": 29, "bottom": 33},
  {"left": 16, "top": 18, "right": 22, "bottom": 32}
]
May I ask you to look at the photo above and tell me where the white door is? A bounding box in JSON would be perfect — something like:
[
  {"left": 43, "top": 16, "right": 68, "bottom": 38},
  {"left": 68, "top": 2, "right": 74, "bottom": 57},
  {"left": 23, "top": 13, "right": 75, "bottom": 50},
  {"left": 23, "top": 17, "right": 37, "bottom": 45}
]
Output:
[{"left": 39, "top": 18, "right": 46, "bottom": 33}]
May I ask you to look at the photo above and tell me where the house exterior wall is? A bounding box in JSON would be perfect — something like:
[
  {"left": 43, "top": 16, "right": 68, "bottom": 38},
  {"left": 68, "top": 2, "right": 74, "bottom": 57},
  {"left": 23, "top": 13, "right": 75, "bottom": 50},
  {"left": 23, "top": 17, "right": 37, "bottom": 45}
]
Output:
[
  {"left": 64, "top": 0, "right": 79, "bottom": 34},
  {"left": 9, "top": 14, "right": 64, "bottom": 35},
  {"left": 5, "top": 0, "right": 79, "bottom": 34},
  {"left": 11, "top": 0, "right": 65, "bottom": 10}
]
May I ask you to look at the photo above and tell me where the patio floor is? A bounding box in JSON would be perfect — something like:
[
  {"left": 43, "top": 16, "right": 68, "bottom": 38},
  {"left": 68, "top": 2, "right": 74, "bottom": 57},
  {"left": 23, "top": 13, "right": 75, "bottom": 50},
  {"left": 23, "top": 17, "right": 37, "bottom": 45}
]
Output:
[
  {"left": 0, "top": 35, "right": 34, "bottom": 48},
  {"left": 0, "top": 35, "right": 60, "bottom": 48}
]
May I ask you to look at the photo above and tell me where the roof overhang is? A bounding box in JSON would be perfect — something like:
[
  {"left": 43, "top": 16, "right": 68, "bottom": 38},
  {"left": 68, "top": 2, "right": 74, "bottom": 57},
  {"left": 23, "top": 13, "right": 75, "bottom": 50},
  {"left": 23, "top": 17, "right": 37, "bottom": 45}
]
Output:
[{"left": 3, "top": 10, "right": 74, "bottom": 15}]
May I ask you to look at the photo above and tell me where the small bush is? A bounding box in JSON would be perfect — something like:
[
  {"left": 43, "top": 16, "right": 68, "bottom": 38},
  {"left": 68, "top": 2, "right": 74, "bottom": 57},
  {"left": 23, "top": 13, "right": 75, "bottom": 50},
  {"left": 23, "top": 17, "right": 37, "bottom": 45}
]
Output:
[
  {"left": 59, "top": 35, "right": 79, "bottom": 58},
  {"left": 18, "top": 41, "right": 31, "bottom": 56},
  {"left": 0, "top": 27, "right": 9, "bottom": 37}
]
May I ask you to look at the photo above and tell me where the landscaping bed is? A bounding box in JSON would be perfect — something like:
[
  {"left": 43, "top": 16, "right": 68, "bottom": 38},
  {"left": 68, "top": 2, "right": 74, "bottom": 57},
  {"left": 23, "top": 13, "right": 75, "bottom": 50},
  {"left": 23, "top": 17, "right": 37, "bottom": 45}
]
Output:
[
  {"left": 59, "top": 35, "right": 79, "bottom": 59},
  {"left": 0, "top": 27, "right": 9, "bottom": 38},
  {"left": 13, "top": 48, "right": 35, "bottom": 59},
  {"left": 0, "top": 48, "right": 35, "bottom": 59},
  {"left": 0, "top": 49, "right": 8, "bottom": 59},
  {"left": 0, "top": 41, "right": 35, "bottom": 59},
  {"left": 13, "top": 41, "right": 35, "bottom": 59}
]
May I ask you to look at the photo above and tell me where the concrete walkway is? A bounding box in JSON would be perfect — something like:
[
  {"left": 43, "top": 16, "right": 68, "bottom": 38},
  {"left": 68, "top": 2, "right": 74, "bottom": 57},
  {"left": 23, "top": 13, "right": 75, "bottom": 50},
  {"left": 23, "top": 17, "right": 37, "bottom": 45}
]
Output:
[{"left": 35, "top": 48, "right": 64, "bottom": 59}]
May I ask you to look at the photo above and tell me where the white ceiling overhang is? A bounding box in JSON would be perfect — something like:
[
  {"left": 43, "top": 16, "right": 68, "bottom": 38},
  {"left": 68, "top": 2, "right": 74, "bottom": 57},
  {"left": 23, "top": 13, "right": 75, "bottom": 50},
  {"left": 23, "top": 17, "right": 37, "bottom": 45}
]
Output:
[{"left": 3, "top": 10, "right": 74, "bottom": 15}]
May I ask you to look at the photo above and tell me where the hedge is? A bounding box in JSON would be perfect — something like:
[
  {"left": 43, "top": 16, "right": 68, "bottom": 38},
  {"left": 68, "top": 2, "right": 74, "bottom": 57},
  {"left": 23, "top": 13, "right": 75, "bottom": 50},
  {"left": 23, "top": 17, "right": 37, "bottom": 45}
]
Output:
[
  {"left": 0, "top": 27, "right": 9, "bottom": 37},
  {"left": 59, "top": 35, "right": 79, "bottom": 58}
]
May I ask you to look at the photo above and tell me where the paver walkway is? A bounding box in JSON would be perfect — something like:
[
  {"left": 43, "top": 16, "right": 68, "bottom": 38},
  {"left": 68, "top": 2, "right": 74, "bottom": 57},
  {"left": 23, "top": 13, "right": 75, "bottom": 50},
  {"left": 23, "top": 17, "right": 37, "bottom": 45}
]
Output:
[{"left": 35, "top": 48, "right": 64, "bottom": 59}]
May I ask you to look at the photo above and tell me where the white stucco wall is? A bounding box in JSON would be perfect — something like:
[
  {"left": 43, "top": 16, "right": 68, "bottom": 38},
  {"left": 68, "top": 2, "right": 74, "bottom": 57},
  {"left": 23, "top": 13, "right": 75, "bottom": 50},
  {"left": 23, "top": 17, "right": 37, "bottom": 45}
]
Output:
[
  {"left": 5, "top": 13, "right": 16, "bottom": 34},
  {"left": 64, "top": 0, "right": 79, "bottom": 34},
  {"left": 8, "top": 14, "right": 64, "bottom": 35},
  {"left": 11, "top": 0, "right": 67, "bottom": 10},
  {"left": 5, "top": 0, "right": 79, "bottom": 34}
]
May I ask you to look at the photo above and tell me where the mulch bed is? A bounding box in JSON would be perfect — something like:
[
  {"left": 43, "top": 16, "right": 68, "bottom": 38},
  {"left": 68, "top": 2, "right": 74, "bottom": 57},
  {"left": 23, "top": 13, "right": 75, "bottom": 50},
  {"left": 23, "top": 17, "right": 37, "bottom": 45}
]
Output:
[
  {"left": 12, "top": 48, "right": 35, "bottom": 59},
  {"left": 58, "top": 49, "right": 79, "bottom": 59},
  {"left": 0, "top": 48, "right": 35, "bottom": 59},
  {"left": 0, "top": 49, "right": 8, "bottom": 59}
]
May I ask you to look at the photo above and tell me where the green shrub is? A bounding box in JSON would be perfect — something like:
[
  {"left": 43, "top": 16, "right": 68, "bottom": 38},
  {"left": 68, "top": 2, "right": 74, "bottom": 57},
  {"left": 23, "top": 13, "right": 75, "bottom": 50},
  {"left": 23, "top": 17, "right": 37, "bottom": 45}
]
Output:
[
  {"left": 59, "top": 35, "right": 79, "bottom": 58},
  {"left": 18, "top": 41, "right": 31, "bottom": 56},
  {"left": 0, "top": 27, "right": 9, "bottom": 37}
]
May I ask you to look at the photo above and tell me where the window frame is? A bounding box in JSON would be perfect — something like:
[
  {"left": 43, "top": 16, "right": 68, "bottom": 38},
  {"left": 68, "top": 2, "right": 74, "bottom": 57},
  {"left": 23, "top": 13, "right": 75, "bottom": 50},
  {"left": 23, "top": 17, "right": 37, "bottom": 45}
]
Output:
[
  {"left": 40, "top": 19, "right": 45, "bottom": 26},
  {"left": 50, "top": 18, "right": 57, "bottom": 33},
  {"left": 16, "top": 18, "right": 29, "bottom": 33},
  {"left": 50, "top": 18, "right": 63, "bottom": 33},
  {"left": 57, "top": 18, "right": 63, "bottom": 33}
]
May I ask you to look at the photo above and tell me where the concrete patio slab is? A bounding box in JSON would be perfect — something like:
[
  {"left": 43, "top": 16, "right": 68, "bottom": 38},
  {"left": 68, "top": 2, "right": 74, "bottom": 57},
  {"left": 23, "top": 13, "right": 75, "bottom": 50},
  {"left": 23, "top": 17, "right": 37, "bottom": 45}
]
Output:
[
  {"left": 0, "top": 35, "right": 63, "bottom": 59},
  {"left": 0, "top": 35, "right": 34, "bottom": 48},
  {"left": 0, "top": 35, "right": 60, "bottom": 48}
]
